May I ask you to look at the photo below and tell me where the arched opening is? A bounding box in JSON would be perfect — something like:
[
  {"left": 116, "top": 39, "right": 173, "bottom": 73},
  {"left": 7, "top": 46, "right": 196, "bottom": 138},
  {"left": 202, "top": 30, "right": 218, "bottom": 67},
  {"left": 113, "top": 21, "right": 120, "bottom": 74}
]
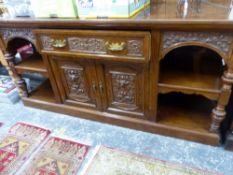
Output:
[
  {"left": 7, "top": 37, "right": 39, "bottom": 63},
  {"left": 160, "top": 45, "right": 225, "bottom": 78},
  {"left": 7, "top": 37, "right": 37, "bottom": 54},
  {"left": 157, "top": 46, "right": 226, "bottom": 133}
]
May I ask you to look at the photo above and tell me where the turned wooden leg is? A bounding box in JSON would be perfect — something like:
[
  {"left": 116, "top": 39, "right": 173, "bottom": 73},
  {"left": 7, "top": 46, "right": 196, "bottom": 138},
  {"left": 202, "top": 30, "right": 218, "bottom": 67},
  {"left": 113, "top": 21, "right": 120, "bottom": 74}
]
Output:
[
  {"left": 210, "top": 71, "right": 233, "bottom": 133},
  {"left": 211, "top": 105, "right": 226, "bottom": 133},
  {"left": 4, "top": 51, "right": 29, "bottom": 97}
]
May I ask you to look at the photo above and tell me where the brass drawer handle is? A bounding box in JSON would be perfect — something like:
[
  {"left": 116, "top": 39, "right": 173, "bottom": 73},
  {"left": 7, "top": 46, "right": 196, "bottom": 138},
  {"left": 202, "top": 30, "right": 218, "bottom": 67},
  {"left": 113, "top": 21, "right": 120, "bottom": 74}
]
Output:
[
  {"left": 105, "top": 42, "right": 126, "bottom": 52},
  {"left": 52, "top": 39, "right": 67, "bottom": 48}
]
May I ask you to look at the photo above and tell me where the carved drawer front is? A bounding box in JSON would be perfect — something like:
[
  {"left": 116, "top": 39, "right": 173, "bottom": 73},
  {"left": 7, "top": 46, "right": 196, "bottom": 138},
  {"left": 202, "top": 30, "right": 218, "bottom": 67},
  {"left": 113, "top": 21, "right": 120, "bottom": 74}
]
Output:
[
  {"left": 33, "top": 29, "right": 151, "bottom": 63},
  {"left": 49, "top": 56, "right": 101, "bottom": 109},
  {"left": 97, "top": 62, "right": 146, "bottom": 118}
]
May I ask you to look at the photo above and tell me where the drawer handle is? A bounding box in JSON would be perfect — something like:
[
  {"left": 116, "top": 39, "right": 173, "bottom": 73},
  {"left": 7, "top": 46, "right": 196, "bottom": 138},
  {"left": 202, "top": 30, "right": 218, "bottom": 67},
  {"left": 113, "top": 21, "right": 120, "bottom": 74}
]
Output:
[
  {"left": 52, "top": 39, "right": 67, "bottom": 48},
  {"left": 105, "top": 42, "right": 126, "bottom": 52}
]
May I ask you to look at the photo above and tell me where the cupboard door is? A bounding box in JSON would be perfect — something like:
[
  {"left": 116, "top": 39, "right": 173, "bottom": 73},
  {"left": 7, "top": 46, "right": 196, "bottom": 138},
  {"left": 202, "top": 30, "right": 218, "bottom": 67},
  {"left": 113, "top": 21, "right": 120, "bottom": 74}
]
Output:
[
  {"left": 50, "top": 56, "right": 101, "bottom": 109},
  {"left": 96, "top": 62, "right": 147, "bottom": 118}
]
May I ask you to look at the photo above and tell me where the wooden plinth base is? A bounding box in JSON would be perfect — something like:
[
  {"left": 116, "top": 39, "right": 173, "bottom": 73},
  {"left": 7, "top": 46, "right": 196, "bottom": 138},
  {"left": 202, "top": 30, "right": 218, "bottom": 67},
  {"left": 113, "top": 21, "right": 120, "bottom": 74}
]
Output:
[{"left": 22, "top": 98, "right": 220, "bottom": 146}]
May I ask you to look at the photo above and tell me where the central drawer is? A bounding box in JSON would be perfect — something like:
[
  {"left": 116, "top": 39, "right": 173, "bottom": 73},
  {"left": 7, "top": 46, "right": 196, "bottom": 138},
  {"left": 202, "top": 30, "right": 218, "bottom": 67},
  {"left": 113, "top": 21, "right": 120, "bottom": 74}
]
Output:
[{"left": 33, "top": 29, "right": 151, "bottom": 63}]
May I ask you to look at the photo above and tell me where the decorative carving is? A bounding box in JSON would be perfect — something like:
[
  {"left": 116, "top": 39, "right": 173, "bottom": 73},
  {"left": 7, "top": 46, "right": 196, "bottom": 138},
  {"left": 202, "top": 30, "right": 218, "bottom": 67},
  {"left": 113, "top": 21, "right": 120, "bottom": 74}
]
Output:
[
  {"left": 40, "top": 36, "right": 144, "bottom": 58},
  {"left": 163, "top": 32, "right": 233, "bottom": 55},
  {"left": 111, "top": 72, "right": 136, "bottom": 105},
  {"left": 127, "top": 40, "right": 143, "bottom": 56},
  {"left": 40, "top": 36, "right": 54, "bottom": 51},
  {"left": 62, "top": 65, "right": 89, "bottom": 101},
  {"left": 0, "top": 28, "right": 36, "bottom": 45},
  {"left": 68, "top": 37, "right": 106, "bottom": 53}
]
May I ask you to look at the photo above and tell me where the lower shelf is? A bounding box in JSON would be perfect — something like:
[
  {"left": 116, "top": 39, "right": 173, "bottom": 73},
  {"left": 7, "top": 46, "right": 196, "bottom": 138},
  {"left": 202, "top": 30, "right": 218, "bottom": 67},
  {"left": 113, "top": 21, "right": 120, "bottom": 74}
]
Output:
[
  {"left": 157, "top": 93, "right": 215, "bottom": 133},
  {"left": 24, "top": 80, "right": 56, "bottom": 103},
  {"left": 158, "top": 70, "right": 221, "bottom": 100}
]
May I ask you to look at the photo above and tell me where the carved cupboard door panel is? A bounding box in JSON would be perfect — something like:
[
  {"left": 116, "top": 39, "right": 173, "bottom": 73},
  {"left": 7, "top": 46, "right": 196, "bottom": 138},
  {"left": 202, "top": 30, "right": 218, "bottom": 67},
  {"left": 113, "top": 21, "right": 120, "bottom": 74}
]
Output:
[
  {"left": 49, "top": 56, "right": 101, "bottom": 109},
  {"left": 96, "top": 62, "right": 147, "bottom": 119}
]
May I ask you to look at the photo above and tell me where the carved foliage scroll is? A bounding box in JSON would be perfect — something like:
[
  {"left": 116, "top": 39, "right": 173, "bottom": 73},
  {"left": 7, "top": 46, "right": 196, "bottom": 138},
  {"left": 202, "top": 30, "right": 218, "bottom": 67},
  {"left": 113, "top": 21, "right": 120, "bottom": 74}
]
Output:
[
  {"left": 0, "top": 28, "right": 36, "bottom": 45},
  {"left": 61, "top": 63, "right": 89, "bottom": 102},
  {"left": 163, "top": 32, "right": 233, "bottom": 55},
  {"left": 68, "top": 37, "right": 144, "bottom": 56},
  {"left": 40, "top": 36, "right": 54, "bottom": 51},
  {"left": 127, "top": 40, "right": 143, "bottom": 56},
  {"left": 68, "top": 37, "right": 106, "bottom": 53},
  {"left": 111, "top": 72, "right": 136, "bottom": 106}
]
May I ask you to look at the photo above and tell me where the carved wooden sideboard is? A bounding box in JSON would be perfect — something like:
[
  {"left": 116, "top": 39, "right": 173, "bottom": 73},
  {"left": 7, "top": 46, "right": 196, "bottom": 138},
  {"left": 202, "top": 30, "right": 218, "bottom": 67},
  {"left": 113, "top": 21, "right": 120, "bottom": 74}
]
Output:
[{"left": 1, "top": 1, "right": 233, "bottom": 145}]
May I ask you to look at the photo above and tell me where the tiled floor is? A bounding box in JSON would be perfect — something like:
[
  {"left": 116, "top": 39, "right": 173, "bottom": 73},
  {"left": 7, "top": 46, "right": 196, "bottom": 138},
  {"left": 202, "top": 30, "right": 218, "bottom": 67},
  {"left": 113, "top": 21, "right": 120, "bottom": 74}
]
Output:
[{"left": 0, "top": 101, "right": 233, "bottom": 175}]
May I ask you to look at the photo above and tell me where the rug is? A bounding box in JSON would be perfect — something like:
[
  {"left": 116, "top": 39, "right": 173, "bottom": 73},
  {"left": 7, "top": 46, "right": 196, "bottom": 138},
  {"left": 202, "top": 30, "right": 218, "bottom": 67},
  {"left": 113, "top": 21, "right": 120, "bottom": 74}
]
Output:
[
  {"left": 0, "top": 122, "right": 51, "bottom": 175},
  {"left": 22, "top": 136, "right": 90, "bottom": 175},
  {"left": 83, "top": 146, "right": 222, "bottom": 175}
]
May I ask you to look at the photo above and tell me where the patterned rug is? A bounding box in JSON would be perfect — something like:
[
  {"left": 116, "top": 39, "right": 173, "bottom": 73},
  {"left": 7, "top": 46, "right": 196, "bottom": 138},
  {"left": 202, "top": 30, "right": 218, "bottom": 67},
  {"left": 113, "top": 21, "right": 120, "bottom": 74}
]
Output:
[
  {"left": 0, "top": 122, "right": 51, "bottom": 174},
  {"left": 83, "top": 146, "right": 222, "bottom": 175},
  {"left": 22, "top": 137, "right": 90, "bottom": 175}
]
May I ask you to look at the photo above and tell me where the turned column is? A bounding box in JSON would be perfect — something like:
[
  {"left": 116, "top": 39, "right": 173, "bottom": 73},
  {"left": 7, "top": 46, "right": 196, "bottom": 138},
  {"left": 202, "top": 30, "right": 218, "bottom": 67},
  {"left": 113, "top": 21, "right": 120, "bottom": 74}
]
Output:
[
  {"left": 210, "top": 71, "right": 233, "bottom": 133},
  {"left": 4, "top": 51, "right": 29, "bottom": 97}
]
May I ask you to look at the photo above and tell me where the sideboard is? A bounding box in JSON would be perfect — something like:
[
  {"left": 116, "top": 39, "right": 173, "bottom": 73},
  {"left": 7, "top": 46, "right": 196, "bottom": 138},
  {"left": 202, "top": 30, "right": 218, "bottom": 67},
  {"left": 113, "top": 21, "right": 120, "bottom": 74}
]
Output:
[{"left": 1, "top": 1, "right": 233, "bottom": 145}]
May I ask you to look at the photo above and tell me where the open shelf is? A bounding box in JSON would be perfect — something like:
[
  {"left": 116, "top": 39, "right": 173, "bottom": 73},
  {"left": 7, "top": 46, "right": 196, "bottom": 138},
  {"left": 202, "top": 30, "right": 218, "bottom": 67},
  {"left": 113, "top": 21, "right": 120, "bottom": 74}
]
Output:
[
  {"left": 158, "top": 70, "right": 222, "bottom": 100},
  {"left": 157, "top": 93, "right": 215, "bottom": 133},
  {"left": 159, "top": 46, "right": 225, "bottom": 100},
  {"left": 23, "top": 79, "right": 55, "bottom": 103},
  {"left": 15, "top": 55, "right": 48, "bottom": 77}
]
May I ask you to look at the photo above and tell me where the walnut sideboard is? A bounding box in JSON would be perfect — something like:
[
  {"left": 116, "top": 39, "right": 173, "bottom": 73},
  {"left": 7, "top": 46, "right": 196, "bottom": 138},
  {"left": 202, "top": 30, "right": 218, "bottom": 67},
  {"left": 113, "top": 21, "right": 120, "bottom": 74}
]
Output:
[{"left": 1, "top": 1, "right": 233, "bottom": 145}]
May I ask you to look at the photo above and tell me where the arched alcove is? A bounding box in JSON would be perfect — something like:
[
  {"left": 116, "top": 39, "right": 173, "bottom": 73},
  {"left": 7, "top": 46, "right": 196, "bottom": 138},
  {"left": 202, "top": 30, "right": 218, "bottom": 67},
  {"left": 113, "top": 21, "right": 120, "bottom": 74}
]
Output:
[
  {"left": 157, "top": 45, "right": 226, "bottom": 134},
  {"left": 160, "top": 45, "right": 225, "bottom": 77},
  {"left": 7, "top": 37, "right": 38, "bottom": 55}
]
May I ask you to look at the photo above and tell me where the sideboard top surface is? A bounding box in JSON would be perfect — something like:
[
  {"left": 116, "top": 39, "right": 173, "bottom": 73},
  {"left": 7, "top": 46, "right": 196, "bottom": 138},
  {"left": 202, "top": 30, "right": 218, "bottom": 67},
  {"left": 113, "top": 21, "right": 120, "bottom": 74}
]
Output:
[{"left": 1, "top": 1, "right": 233, "bottom": 30}]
